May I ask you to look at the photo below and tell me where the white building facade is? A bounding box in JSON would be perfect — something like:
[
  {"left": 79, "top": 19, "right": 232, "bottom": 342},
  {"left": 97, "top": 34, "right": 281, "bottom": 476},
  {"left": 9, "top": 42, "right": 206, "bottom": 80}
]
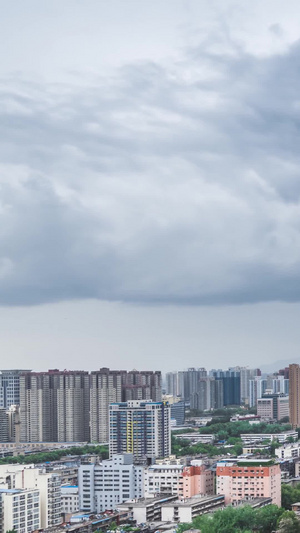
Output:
[
  {"left": 61, "top": 485, "right": 79, "bottom": 514},
  {"left": 0, "top": 464, "right": 61, "bottom": 528},
  {"left": 78, "top": 454, "right": 144, "bottom": 513},
  {"left": 275, "top": 441, "right": 300, "bottom": 460},
  {"left": 0, "top": 487, "right": 40, "bottom": 533}
]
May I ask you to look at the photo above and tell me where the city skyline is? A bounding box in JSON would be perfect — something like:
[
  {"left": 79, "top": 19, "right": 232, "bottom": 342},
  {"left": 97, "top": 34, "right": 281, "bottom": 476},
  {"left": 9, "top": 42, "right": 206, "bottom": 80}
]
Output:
[{"left": 1, "top": 1, "right": 300, "bottom": 371}]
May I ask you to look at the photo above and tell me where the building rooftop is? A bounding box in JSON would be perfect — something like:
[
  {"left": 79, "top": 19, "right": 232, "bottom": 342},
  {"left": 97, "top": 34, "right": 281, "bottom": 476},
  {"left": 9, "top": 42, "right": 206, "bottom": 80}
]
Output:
[
  {"left": 0, "top": 488, "right": 21, "bottom": 493},
  {"left": 148, "top": 464, "right": 183, "bottom": 470},
  {"left": 118, "top": 495, "right": 177, "bottom": 508},
  {"left": 161, "top": 495, "right": 225, "bottom": 507}
]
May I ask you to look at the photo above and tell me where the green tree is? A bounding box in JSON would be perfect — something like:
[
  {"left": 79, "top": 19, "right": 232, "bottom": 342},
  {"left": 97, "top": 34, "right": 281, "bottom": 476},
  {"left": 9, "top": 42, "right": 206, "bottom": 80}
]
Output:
[
  {"left": 177, "top": 504, "right": 285, "bottom": 533},
  {"left": 282, "top": 483, "right": 300, "bottom": 510},
  {"left": 277, "top": 511, "right": 300, "bottom": 532},
  {"left": 254, "top": 505, "right": 284, "bottom": 533}
]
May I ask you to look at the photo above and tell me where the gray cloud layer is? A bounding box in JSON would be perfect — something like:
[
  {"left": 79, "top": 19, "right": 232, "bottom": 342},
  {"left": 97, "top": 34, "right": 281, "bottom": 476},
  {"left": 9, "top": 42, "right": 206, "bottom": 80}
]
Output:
[{"left": 1, "top": 35, "right": 300, "bottom": 306}]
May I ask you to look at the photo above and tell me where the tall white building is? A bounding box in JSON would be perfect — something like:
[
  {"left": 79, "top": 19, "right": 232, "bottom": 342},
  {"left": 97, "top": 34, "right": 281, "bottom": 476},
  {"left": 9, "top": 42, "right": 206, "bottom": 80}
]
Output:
[
  {"left": 0, "top": 464, "right": 61, "bottom": 528},
  {"left": 165, "top": 372, "right": 182, "bottom": 397},
  {"left": 0, "top": 487, "right": 40, "bottom": 533},
  {"left": 249, "top": 377, "right": 268, "bottom": 408},
  {"left": 18, "top": 469, "right": 62, "bottom": 528},
  {"left": 78, "top": 454, "right": 144, "bottom": 513},
  {"left": 109, "top": 400, "right": 171, "bottom": 460}
]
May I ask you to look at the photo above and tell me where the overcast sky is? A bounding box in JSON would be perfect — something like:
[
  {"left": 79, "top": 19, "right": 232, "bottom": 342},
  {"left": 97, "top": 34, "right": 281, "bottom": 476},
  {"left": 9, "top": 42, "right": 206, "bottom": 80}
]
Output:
[{"left": 1, "top": 0, "right": 300, "bottom": 373}]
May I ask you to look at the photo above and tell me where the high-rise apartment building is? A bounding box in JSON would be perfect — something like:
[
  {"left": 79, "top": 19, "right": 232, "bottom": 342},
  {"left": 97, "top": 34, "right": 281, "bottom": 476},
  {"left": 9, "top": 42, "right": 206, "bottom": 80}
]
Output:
[
  {"left": 166, "top": 372, "right": 181, "bottom": 397},
  {"left": 90, "top": 369, "right": 162, "bottom": 443},
  {"left": 190, "top": 378, "right": 223, "bottom": 411},
  {"left": 289, "top": 364, "right": 300, "bottom": 428},
  {"left": 249, "top": 377, "right": 268, "bottom": 408},
  {"left": 0, "top": 370, "right": 31, "bottom": 409},
  {"left": 0, "top": 409, "right": 9, "bottom": 442},
  {"left": 109, "top": 400, "right": 171, "bottom": 460},
  {"left": 238, "top": 367, "right": 260, "bottom": 405},
  {"left": 18, "top": 368, "right": 162, "bottom": 444},
  {"left": 122, "top": 370, "right": 162, "bottom": 402},
  {"left": 166, "top": 369, "right": 208, "bottom": 402},
  {"left": 90, "top": 368, "right": 122, "bottom": 443},
  {"left": 210, "top": 369, "right": 241, "bottom": 406},
  {"left": 20, "top": 370, "right": 90, "bottom": 442},
  {"left": 183, "top": 368, "right": 207, "bottom": 402}
]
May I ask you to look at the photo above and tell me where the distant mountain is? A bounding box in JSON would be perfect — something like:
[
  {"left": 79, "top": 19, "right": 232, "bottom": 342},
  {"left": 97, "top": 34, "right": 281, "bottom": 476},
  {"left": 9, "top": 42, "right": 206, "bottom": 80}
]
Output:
[{"left": 259, "top": 358, "right": 300, "bottom": 373}]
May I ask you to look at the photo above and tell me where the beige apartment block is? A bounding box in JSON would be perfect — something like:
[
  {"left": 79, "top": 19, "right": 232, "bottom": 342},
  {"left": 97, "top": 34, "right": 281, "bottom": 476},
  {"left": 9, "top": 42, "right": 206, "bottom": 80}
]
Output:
[
  {"left": 216, "top": 460, "right": 281, "bottom": 507},
  {"left": 0, "top": 487, "right": 40, "bottom": 533}
]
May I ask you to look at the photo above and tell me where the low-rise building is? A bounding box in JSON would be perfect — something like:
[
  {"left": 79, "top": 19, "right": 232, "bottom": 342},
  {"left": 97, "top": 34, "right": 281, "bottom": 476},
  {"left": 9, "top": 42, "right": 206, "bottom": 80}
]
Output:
[
  {"left": 216, "top": 459, "right": 281, "bottom": 506},
  {"left": 275, "top": 441, "right": 300, "bottom": 460},
  {"left": 144, "top": 464, "right": 183, "bottom": 497},
  {"left": 230, "top": 414, "right": 261, "bottom": 423},
  {"left": 242, "top": 445, "right": 270, "bottom": 455},
  {"left": 238, "top": 496, "right": 272, "bottom": 509},
  {"left": 292, "top": 502, "right": 300, "bottom": 516},
  {"left": 240, "top": 431, "right": 297, "bottom": 445},
  {"left": 117, "top": 494, "right": 178, "bottom": 523},
  {"left": 161, "top": 495, "right": 225, "bottom": 522},
  {"left": 155, "top": 455, "right": 183, "bottom": 466},
  {"left": 61, "top": 485, "right": 79, "bottom": 514},
  {"left": 174, "top": 434, "right": 215, "bottom": 444},
  {"left": 144, "top": 460, "right": 213, "bottom": 498}
]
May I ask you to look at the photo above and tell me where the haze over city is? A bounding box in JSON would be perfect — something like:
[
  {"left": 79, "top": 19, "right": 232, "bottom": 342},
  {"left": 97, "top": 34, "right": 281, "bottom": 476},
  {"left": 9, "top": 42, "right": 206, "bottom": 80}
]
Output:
[{"left": 1, "top": 0, "right": 300, "bottom": 372}]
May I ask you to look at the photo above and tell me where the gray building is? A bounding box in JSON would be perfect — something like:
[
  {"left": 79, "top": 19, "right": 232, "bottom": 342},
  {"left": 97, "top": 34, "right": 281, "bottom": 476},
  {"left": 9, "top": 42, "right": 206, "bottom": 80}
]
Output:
[
  {"left": 20, "top": 370, "right": 90, "bottom": 443},
  {"left": 190, "top": 378, "right": 223, "bottom": 411},
  {"left": 0, "top": 369, "right": 31, "bottom": 409},
  {"left": 170, "top": 401, "right": 185, "bottom": 426}
]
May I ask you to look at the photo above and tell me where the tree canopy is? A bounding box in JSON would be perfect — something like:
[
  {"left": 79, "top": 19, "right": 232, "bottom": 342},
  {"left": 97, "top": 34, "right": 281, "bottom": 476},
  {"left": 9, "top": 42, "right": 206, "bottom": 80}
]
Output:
[
  {"left": 177, "top": 504, "right": 286, "bottom": 533},
  {"left": 0, "top": 444, "right": 109, "bottom": 465}
]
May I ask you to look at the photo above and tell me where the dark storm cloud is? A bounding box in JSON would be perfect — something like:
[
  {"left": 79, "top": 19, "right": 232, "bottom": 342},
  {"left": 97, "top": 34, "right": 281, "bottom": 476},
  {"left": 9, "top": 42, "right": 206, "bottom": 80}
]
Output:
[{"left": 1, "top": 38, "right": 300, "bottom": 306}]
